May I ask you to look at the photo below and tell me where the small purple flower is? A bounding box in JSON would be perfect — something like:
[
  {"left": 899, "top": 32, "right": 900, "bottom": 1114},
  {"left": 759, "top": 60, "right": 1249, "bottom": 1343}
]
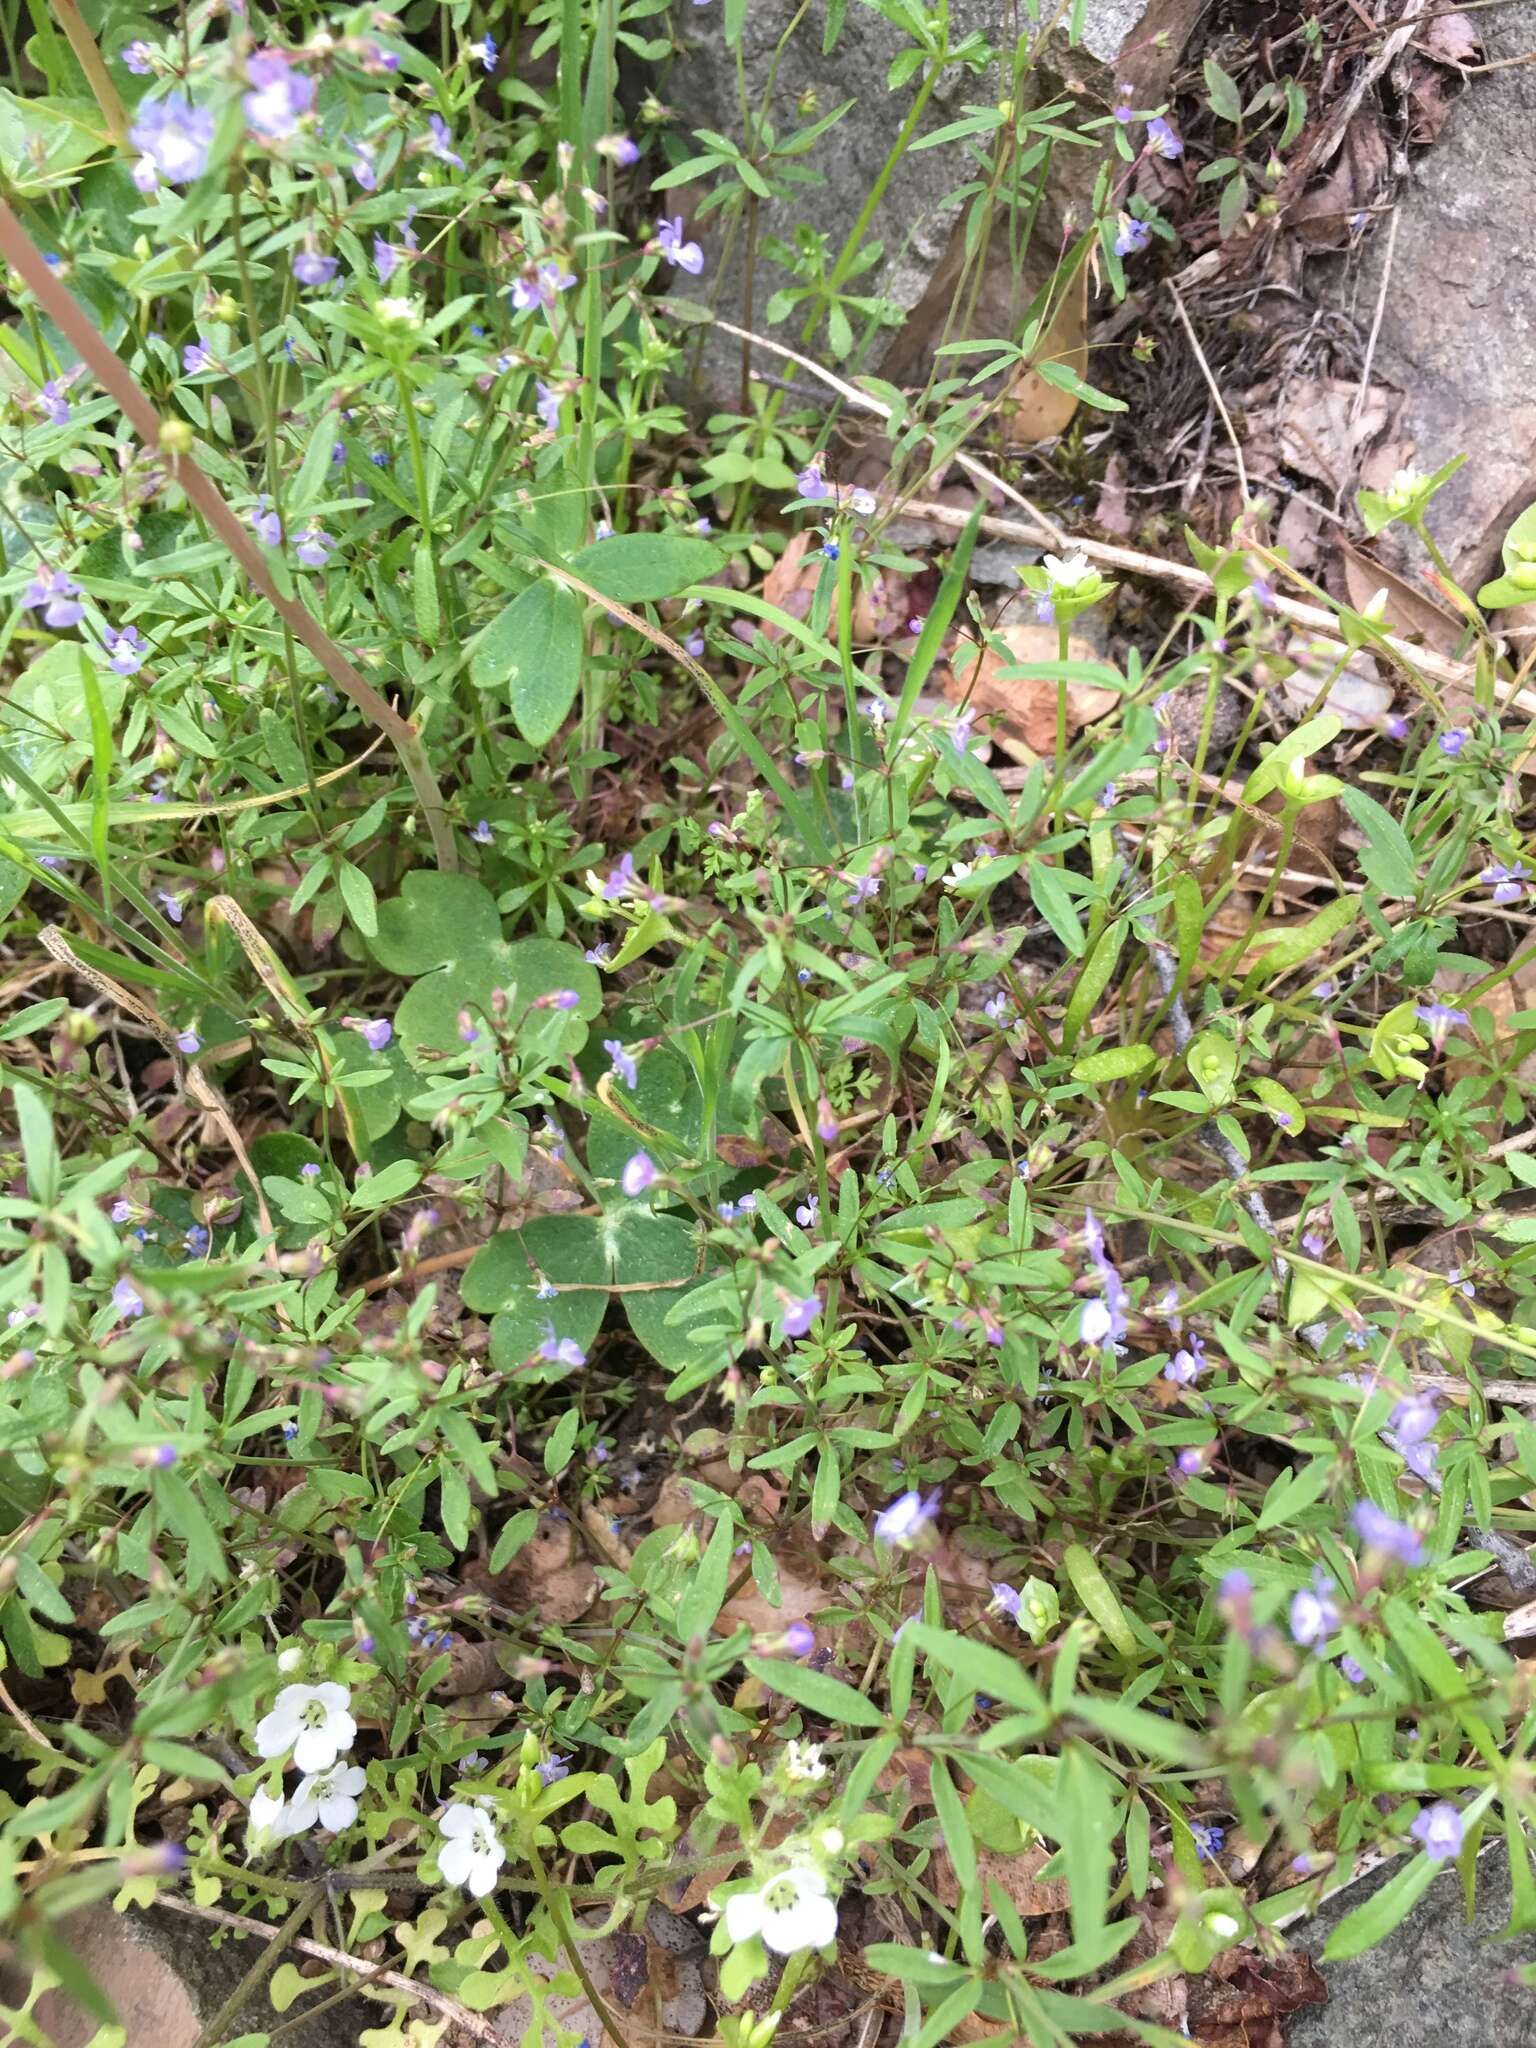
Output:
[
  {"left": 796, "top": 463, "right": 831, "bottom": 502},
  {"left": 990, "top": 1582, "right": 1022, "bottom": 1621},
  {"left": 599, "top": 133, "right": 641, "bottom": 166},
  {"left": 604, "top": 1039, "right": 638, "bottom": 1089},
  {"left": 1034, "top": 594, "right": 1056, "bottom": 626},
  {"left": 1191, "top": 1823, "right": 1225, "bottom": 1861},
  {"left": 782, "top": 1621, "right": 815, "bottom": 1657},
  {"left": 1439, "top": 728, "right": 1468, "bottom": 758},
  {"left": 112, "top": 1276, "right": 144, "bottom": 1319},
  {"left": 1146, "top": 116, "right": 1183, "bottom": 158},
  {"left": 351, "top": 142, "right": 377, "bottom": 192},
  {"left": 781, "top": 1293, "right": 821, "bottom": 1338},
  {"left": 110, "top": 1199, "right": 134, "bottom": 1225},
  {"left": 816, "top": 1099, "right": 838, "bottom": 1143},
  {"left": 22, "top": 565, "right": 84, "bottom": 629},
  {"left": 292, "top": 249, "right": 338, "bottom": 287},
  {"left": 426, "top": 113, "right": 465, "bottom": 169},
  {"left": 822, "top": 540, "right": 840, "bottom": 562},
  {"left": 1389, "top": 1392, "right": 1439, "bottom": 1447},
  {"left": 294, "top": 528, "right": 334, "bottom": 568},
  {"left": 795, "top": 1193, "right": 819, "bottom": 1228},
  {"left": 1483, "top": 859, "right": 1530, "bottom": 906},
  {"left": 602, "top": 852, "right": 637, "bottom": 901},
  {"left": 38, "top": 379, "right": 71, "bottom": 426},
  {"left": 1384, "top": 713, "right": 1409, "bottom": 741},
  {"left": 1339, "top": 1655, "right": 1366, "bottom": 1684},
  {"left": 1176, "top": 1447, "right": 1207, "bottom": 1475},
  {"left": 1113, "top": 213, "right": 1151, "bottom": 257},
  {"left": 511, "top": 261, "right": 577, "bottom": 314},
  {"left": 684, "top": 631, "right": 706, "bottom": 657},
  {"left": 156, "top": 890, "right": 183, "bottom": 924},
  {"left": 349, "top": 1016, "right": 393, "bottom": 1052},
  {"left": 152, "top": 1444, "right": 177, "bottom": 1466},
  {"left": 536, "top": 1752, "right": 571, "bottom": 1785},
  {"left": 373, "top": 235, "right": 401, "bottom": 285},
  {"left": 1415, "top": 1000, "right": 1468, "bottom": 1050},
  {"left": 300, "top": 1162, "right": 321, "bottom": 1179},
  {"left": 1410, "top": 1800, "right": 1464, "bottom": 1862},
  {"left": 1289, "top": 1576, "right": 1340, "bottom": 1650},
  {"left": 655, "top": 215, "right": 704, "bottom": 275},
  {"left": 550, "top": 989, "right": 581, "bottom": 1011},
  {"left": 250, "top": 498, "right": 283, "bottom": 548},
  {"left": 244, "top": 52, "right": 314, "bottom": 141},
  {"left": 621, "top": 1151, "right": 656, "bottom": 1197},
  {"left": 535, "top": 381, "right": 562, "bottom": 433},
  {"left": 1351, "top": 1500, "right": 1424, "bottom": 1565},
  {"left": 479, "top": 33, "right": 498, "bottom": 71},
  {"left": 539, "top": 1333, "right": 586, "bottom": 1368},
  {"left": 1300, "top": 1230, "right": 1326, "bottom": 1258},
  {"left": 175, "top": 1029, "right": 201, "bottom": 1055},
  {"left": 102, "top": 624, "right": 146, "bottom": 676},
  {"left": 1165, "top": 1333, "right": 1207, "bottom": 1385},
  {"left": 182, "top": 341, "right": 213, "bottom": 375},
  {"left": 471, "top": 819, "right": 494, "bottom": 845},
  {"left": 122, "top": 39, "right": 154, "bottom": 74},
  {"left": 1250, "top": 576, "right": 1277, "bottom": 610},
  {"left": 129, "top": 94, "right": 216, "bottom": 189},
  {"left": 873, "top": 1487, "right": 940, "bottom": 1546}
]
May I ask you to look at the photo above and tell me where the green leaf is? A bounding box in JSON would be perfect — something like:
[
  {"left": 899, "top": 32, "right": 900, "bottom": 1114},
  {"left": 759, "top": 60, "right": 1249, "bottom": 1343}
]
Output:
[
  {"left": 902, "top": 1623, "right": 1048, "bottom": 1718},
  {"left": 1340, "top": 786, "right": 1418, "bottom": 901},
  {"left": 544, "top": 1405, "right": 580, "bottom": 1476},
  {"left": 1035, "top": 359, "right": 1127, "bottom": 413},
  {"left": 1058, "top": 1743, "right": 1114, "bottom": 1945},
  {"left": 1204, "top": 56, "right": 1243, "bottom": 122},
  {"left": 1061, "top": 1545, "right": 1137, "bottom": 1656},
  {"left": 1071, "top": 1044, "right": 1156, "bottom": 1084},
  {"left": 566, "top": 533, "right": 723, "bottom": 604},
  {"left": 14, "top": 1080, "right": 59, "bottom": 1204},
  {"left": 337, "top": 859, "right": 378, "bottom": 938},
  {"left": 413, "top": 537, "right": 441, "bottom": 640},
  {"left": 676, "top": 1511, "right": 735, "bottom": 1643},
  {"left": 470, "top": 577, "right": 584, "bottom": 746},
  {"left": 743, "top": 1657, "right": 886, "bottom": 1728},
  {"left": 1322, "top": 1852, "right": 1440, "bottom": 1961}
]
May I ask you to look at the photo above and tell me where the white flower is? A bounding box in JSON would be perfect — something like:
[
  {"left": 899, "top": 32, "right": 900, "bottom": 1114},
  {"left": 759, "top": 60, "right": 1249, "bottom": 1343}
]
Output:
[
  {"left": 376, "top": 295, "right": 421, "bottom": 328},
  {"left": 1388, "top": 466, "right": 1425, "bottom": 500},
  {"left": 276, "top": 1647, "right": 303, "bottom": 1673},
  {"left": 944, "top": 861, "right": 974, "bottom": 889},
  {"left": 248, "top": 1784, "right": 296, "bottom": 1845},
  {"left": 1042, "top": 551, "right": 1092, "bottom": 590},
  {"left": 438, "top": 1799, "right": 506, "bottom": 1898},
  {"left": 254, "top": 1682, "right": 356, "bottom": 1774},
  {"left": 783, "top": 1740, "right": 827, "bottom": 1784},
  {"left": 287, "top": 1761, "right": 367, "bottom": 1833},
  {"left": 723, "top": 1866, "right": 839, "bottom": 1956}
]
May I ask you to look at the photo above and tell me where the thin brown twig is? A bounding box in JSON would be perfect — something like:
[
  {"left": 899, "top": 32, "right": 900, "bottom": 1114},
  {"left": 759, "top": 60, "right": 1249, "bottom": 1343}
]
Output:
[
  {"left": 1167, "top": 284, "right": 1250, "bottom": 502},
  {"left": 154, "top": 1891, "right": 512, "bottom": 2044}
]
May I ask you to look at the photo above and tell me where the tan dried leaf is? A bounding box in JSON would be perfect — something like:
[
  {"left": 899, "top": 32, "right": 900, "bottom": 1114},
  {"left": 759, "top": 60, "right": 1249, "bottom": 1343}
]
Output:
[
  {"left": 1008, "top": 270, "right": 1089, "bottom": 443},
  {"left": 1274, "top": 377, "right": 1395, "bottom": 494},
  {"left": 930, "top": 1842, "right": 1071, "bottom": 1916},
  {"left": 1425, "top": 10, "right": 1481, "bottom": 63},
  {"left": 1338, "top": 540, "right": 1465, "bottom": 660},
  {"left": 946, "top": 624, "right": 1118, "bottom": 762}
]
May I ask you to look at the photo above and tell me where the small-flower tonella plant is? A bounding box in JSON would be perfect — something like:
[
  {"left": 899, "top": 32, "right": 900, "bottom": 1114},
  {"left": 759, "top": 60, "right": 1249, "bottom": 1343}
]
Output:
[{"left": 1016, "top": 549, "right": 1116, "bottom": 627}]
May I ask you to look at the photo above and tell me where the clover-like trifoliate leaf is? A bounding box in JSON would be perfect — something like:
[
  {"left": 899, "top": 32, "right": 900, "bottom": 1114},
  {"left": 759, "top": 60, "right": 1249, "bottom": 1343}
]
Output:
[
  {"left": 369, "top": 872, "right": 599, "bottom": 1066},
  {"left": 468, "top": 1204, "right": 704, "bottom": 1369}
]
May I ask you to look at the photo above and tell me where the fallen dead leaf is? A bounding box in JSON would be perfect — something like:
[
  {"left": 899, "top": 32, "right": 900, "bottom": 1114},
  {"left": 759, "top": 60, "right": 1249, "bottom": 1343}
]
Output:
[
  {"left": 1268, "top": 376, "right": 1395, "bottom": 496},
  {"left": 1289, "top": 114, "right": 1388, "bottom": 248},
  {"left": 1008, "top": 269, "right": 1089, "bottom": 443},
  {"left": 509, "top": 1512, "right": 598, "bottom": 1623},
  {"left": 946, "top": 623, "right": 1118, "bottom": 761},
  {"left": 930, "top": 1842, "right": 1070, "bottom": 1916},
  {"left": 1338, "top": 540, "right": 1465, "bottom": 661},
  {"left": 1424, "top": 9, "right": 1481, "bottom": 64},
  {"left": 1278, "top": 637, "right": 1393, "bottom": 729},
  {"left": 1094, "top": 454, "right": 1134, "bottom": 537}
]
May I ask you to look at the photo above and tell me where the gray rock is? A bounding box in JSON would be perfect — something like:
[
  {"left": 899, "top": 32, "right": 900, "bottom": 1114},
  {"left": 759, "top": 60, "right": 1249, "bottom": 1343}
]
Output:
[
  {"left": 1338, "top": 0, "right": 1536, "bottom": 585},
  {"left": 1286, "top": 1852, "right": 1536, "bottom": 2048},
  {"left": 662, "top": 0, "right": 1200, "bottom": 404},
  {"left": 12, "top": 1900, "right": 377, "bottom": 2048}
]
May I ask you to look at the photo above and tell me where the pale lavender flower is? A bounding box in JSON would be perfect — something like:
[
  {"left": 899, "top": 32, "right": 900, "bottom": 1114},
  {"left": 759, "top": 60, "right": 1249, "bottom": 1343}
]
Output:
[
  {"left": 122, "top": 40, "right": 154, "bottom": 74},
  {"left": 351, "top": 142, "right": 378, "bottom": 192},
  {"left": 129, "top": 95, "right": 216, "bottom": 188},
  {"left": 293, "top": 249, "right": 338, "bottom": 287},
  {"left": 426, "top": 114, "right": 465, "bottom": 169},
  {"left": 873, "top": 1487, "right": 940, "bottom": 1546},
  {"left": 990, "top": 1582, "right": 1022, "bottom": 1621},
  {"left": 112, "top": 1276, "right": 144, "bottom": 1318},
  {"left": 1114, "top": 214, "right": 1151, "bottom": 256},
  {"left": 1339, "top": 1655, "right": 1366, "bottom": 1684},
  {"left": 1389, "top": 1392, "right": 1439, "bottom": 1446},
  {"left": 1164, "top": 1334, "right": 1207, "bottom": 1385},
  {"left": 782, "top": 1621, "right": 815, "bottom": 1656},
  {"left": 550, "top": 990, "right": 581, "bottom": 1011},
  {"left": 479, "top": 33, "right": 498, "bottom": 72},
  {"left": 1483, "top": 860, "right": 1530, "bottom": 906},
  {"left": 349, "top": 1016, "right": 393, "bottom": 1052},
  {"left": 795, "top": 1193, "right": 819, "bottom": 1228},
  {"left": 243, "top": 53, "right": 314, "bottom": 141},
  {"left": 1146, "top": 116, "right": 1183, "bottom": 157},
  {"left": 604, "top": 1039, "right": 638, "bottom": 1088},
  {"left": 511, "top": 261, "right": 577, "bottom": 314},
  {"left": 1352, "top": 1500, "right": 1424, "bottom": 1565},
  {"left": 655, "top": 215, "right": 704, "bottom": 274},
  {"left": 538, "top": 1333, "right": 586, "bottom": 1368},
  {"left": 471, "top": 820, "right": 494, "bottom": 845},
  {"left": 1289, "top": 1577, "right": 1340, "bottom": 1650},
  {"left": 796, "top": 462, "right": 831, "bottom": 501},
  {"left": 599, "top": 134, "right": 640, "bottom": 165},
  {"left": 175, "top": 1029, "right": 200, "bottom": 1055},
  {"left": 602, "top": 852, "right": 636, "bottom": 900},
  {"left": 536, "top": 1752, "right": 571, "bottom": 1785},
  {"left": 22, "top": 565, "right": 84, "bottom": 628},
  {"left": 293, "top": 528, "right": 333, "bottom": 568},
  {"left": 156, "top": 890, "right": 183, "bottom": 924},
  {"left": 1300, "top": 1230, "right": 1326, "bottom": 1258},
  {"left": 782, "top": 1292, "right": 821, "bottom": 1337},
  {"left": 535, "top": 381, "right": 562, "bottom": 432},
  {"left": 251, "top": 498, "right": 283, "bottom": 547},
  {"left": 183, "top": 341, "right": 213, "bottom": 374},
  {"left": 1415, "top": 1000, "right": 1468, "bottom": 1049},
  {"left": 38, "top": 379, "right": 70, "bottom": 426},
  {"left": 621, "top": 1151, "right": 656, "bottom": 1197},
  {"left": 1439, "top": 728, "right": 1468, "bottom": 757},
  {"left": 1410, "top": 1801, "right": 1463, "bottom": 1862},
  {"left": 1191, "top": 1823, "right": 1224, "bottom": 1861}
]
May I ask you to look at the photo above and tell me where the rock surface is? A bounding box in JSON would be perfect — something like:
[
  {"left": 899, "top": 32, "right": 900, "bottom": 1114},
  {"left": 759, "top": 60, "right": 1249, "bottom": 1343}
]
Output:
[
  {"left": 16, "top": 1900, "right": 376, "bottom": 2048},
  {"left": 663, "top": 0, "right": 1198, "bottom": 403},
  {"left": 1286, "top": 1851, "right": 1536, "bottom": 2048},
  {"left": 1339, "top": 0, "right": 1536, "bottom": 585}
]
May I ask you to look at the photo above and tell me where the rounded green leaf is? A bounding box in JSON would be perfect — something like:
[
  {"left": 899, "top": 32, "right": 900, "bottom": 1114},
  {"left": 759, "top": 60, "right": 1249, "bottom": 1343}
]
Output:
[
  {"left": 470, "top": 578, "right": 584, "bottom": 746},
  {"left": 566, "top": 532, "right": 723, "bottom": 603}
]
